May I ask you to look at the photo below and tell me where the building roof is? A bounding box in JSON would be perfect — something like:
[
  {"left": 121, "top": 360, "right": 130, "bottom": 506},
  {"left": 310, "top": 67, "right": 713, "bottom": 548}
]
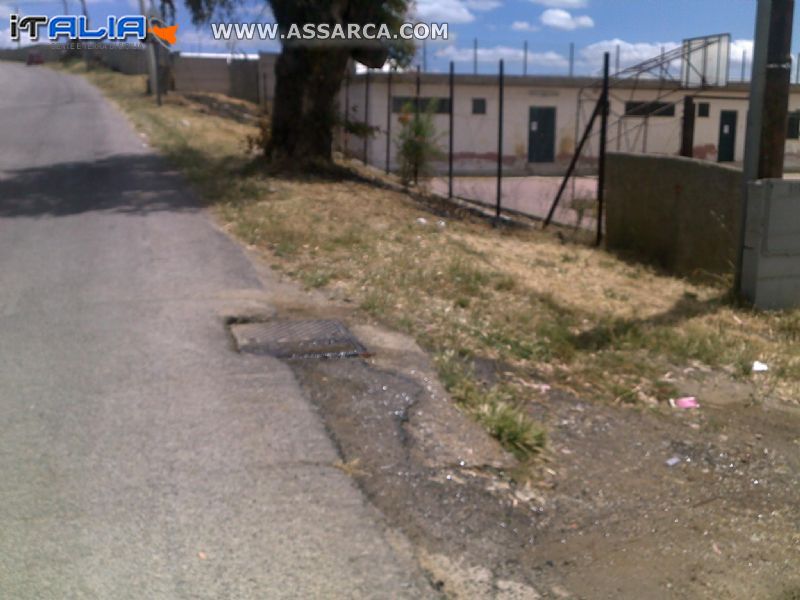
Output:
[{"left": 349, "top": 70, "right": 761, "bottom": 94}]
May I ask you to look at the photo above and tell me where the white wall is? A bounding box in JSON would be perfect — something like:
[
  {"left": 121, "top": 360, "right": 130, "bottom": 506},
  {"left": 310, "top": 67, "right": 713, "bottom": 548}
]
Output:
[{"left": 343, "top": 74, "right": 800, "bottom": 174}]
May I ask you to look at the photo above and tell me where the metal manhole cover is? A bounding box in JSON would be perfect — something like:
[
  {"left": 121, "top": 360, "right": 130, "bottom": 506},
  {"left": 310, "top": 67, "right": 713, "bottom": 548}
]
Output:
[{"left": 230, "top": 319, "right": 367, "bottom": 359}]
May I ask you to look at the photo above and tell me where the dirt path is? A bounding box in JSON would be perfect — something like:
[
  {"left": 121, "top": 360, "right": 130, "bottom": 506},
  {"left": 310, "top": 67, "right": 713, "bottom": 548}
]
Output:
[{"left": 255, "top": 260, "right": 800, "bottom": 599}]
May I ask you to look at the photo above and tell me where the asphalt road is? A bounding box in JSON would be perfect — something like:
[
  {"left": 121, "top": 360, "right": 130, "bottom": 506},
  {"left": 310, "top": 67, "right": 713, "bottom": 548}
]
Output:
[{"left": 0, "top": 62, "right": 433, "bottom": 599}]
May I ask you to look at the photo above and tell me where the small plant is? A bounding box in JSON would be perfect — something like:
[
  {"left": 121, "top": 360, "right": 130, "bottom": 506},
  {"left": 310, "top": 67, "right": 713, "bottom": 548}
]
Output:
[
  {"left": 435, "top": 352, "right": 545, "bottom": 461},
  {"left": 396, "top": 100, "right": 442, "bottom": 186},
  {"left": 344, "top": 119, "right": 379, "bottom": 140},
  {"left": 246, "top": 108, "right": 272, "bottom": 156}
]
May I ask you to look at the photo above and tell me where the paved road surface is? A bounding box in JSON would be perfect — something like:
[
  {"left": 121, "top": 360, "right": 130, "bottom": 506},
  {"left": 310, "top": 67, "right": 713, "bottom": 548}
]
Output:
[{"left": 0, "top": 62, "right": 432, "bottom": 598}]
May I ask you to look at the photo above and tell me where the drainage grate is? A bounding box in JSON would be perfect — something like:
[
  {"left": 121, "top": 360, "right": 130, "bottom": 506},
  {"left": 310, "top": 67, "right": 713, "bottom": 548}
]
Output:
[{"left": 230, "top": 319, "right": 367, "bottom": 359}]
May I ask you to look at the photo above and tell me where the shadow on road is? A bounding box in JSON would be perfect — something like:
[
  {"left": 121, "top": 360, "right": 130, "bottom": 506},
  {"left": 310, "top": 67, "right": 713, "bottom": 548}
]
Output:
[{"left": 0, "top": 154, "right": 207, "bottom": 218}]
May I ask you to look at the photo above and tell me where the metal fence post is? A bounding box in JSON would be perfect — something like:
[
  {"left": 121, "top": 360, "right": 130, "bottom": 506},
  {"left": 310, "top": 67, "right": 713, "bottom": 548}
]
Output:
[
  {"left": 363, "top": 69, "right": 371, "bottom": 165},
  {"left": 597, "top": 52, "right": 610, "bottom": 246},
  {"left": 386, "top": 68, "right": 392, "bottom": 174},
  {"left": 344, "top": 73, "right": 350, "bottom": 157},
  {"left": 448, "top": 61, "right": 455, "bottom": 198},
  {"left": 680, "top": 96, "right": 696, "bottom": 158},
  {"left": 496, "top": 59, "right": 504, "bottom": 223},
  {"left": 414, "top": 66, "right": 421, "bottom": 185}
]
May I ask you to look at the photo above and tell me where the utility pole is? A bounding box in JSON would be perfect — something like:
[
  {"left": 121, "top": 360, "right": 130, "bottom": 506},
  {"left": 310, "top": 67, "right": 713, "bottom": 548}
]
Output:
[
  {"left": 569, "top": 42, "right": 574, "bottom": 77},
  {"left": 742, "top": 50, "right": 748, "bottom": 81},
  {"left": 473, "top": 38, "right": 478, "bottom": 75},
  {"left": 523, "top": 40, "right": 528, "bottom": 76},
  {"left": 138, "top": 0, "right": 160, "bottom": 105},
  {"left": 757, "top": 0, "right": 793, "bottom": 179},
  {"left": 736, "top": 0, "right": 795, "bottom": 295},
  {"left": 79, "top": 0, "right": 90, "bottom": 66}
]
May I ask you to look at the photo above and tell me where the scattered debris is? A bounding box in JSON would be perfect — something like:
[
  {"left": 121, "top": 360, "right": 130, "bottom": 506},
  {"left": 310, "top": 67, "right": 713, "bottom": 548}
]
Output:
[
  {"left": 666, "top": 456, "right": 682, "bottom": 467},
  {"left": 197, "top": 551, "right": 207, "bottom": 560},
  {"left": 670, "top": 396, "right": 700, "bottom": 410},
  {"left": 416, "top": 217, "right": 428, "bottom": 225},
  {"left": 436, "top": 220, "right": 447, "bottom": 228},
  {"left": 752, "top": 361, "right": 769, "bottom": 373}
]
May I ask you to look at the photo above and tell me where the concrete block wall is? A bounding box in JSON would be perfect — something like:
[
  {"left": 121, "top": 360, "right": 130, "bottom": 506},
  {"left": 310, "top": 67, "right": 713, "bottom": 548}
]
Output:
[
  {"left": 229, "top": 59, "right": 260, "bottom": 104},
  {"left": 172, "top": 53, "right": 277, "bottom": 105},
  {"left": 172, "top": 55, "right": 231, "bottom": 95},
  {"left": 741, "top": 179, "right": 800, "bottom": 309},
  {"left": 606, "top": 152, "right": 742, "bottom": 277}
]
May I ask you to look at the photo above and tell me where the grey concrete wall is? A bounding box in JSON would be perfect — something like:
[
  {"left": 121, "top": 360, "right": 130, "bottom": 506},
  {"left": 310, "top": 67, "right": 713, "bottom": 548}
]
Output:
[
  {"left": 741, "top": 179, "right": 800, "bottom": 309},
  {"left": 229, "top": 58, "right": 259, "bottom": 104},
  {"left": 173, "top": 55, "right": 231, "bottom": 95},
  {"left": 606, "top": 152, "right": 742, "bottom": 277},
  {"left": 172, "top": 53, "right": 277, "bottom": 105},
  {"left": 96, "top": 47, "right": 148, "bottom": 75}
]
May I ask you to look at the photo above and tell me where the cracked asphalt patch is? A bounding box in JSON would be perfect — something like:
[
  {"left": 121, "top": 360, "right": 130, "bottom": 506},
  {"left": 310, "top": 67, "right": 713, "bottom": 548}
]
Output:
[{"left": 291, "top": 357, "right": 546, "bottom": 598}]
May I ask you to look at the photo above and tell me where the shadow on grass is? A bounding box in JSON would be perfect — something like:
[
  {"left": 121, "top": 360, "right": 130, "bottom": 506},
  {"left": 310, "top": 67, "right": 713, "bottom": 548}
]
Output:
[{"left": 570, "top": 293, "right": 729, "bottom": 353}]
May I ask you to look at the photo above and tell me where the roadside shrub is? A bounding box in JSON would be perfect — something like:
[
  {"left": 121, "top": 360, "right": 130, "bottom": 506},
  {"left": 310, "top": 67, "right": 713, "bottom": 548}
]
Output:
[
  {"left": 247, "top": 108, "right": 272, "bottom": 156},
  {"left": 396, "top": 100, "right": 442, "bottom": 186}
]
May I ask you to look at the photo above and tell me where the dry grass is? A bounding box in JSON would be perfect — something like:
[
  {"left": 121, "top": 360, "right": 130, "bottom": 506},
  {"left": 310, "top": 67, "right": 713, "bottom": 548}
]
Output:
[{"left": 63, "top": 61, "right": 800, "bottom": 459}]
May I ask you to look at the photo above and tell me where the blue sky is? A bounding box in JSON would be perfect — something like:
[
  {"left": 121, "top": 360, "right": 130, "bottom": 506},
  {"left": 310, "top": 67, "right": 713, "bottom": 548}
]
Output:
[{"left": 0, "top": 0, "right": 791, "bottom": 79}]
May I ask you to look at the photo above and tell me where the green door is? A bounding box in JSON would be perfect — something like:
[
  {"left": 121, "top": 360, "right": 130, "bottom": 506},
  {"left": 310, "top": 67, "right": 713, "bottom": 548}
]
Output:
[
  {"left": 718, "top": 110, "right": 737, "bottom": 162},
  {"left": 528, "top": 107, "right": 556, "bottom": 163}
]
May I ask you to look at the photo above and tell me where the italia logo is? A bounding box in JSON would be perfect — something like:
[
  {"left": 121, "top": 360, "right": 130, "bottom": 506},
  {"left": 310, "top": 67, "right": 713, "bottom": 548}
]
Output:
[{"left": 9, "top": 14, "right": 178, "bottom": 47}]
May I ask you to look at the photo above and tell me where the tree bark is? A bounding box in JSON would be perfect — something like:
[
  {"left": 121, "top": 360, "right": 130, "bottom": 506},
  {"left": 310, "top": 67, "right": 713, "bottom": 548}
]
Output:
[{"left": 268, "top": 46, "right": 352, "bottom": 163}]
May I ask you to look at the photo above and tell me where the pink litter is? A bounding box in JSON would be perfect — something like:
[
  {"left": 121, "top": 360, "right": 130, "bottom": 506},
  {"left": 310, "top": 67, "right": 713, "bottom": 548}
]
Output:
[{"left": 671, "top": 397, "right": 699, "bottom": 409}]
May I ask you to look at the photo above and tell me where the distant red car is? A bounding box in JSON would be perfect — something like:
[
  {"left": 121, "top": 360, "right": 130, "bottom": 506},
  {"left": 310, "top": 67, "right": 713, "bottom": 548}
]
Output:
[{"left": 26, "top": 52, "right": 44, "bottom": 66}]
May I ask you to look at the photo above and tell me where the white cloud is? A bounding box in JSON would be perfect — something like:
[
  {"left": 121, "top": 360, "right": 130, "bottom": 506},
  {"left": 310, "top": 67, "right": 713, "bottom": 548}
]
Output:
[
  {"left": 531, "top": 0, "right": 588, "bottom": 8},
  {"left": 540, "top": 8, "right": 594, "bottom": 30},
  {"left": 511, "top": 20, "right": 539, "bottom": 32},
  {"left": 413, "top": 0, "right": 475, "bottom": 24},
  {"left": 437, "top": 44, "right": 567, "bottom": 68},
  {"left": 729, "top": 39, "right": 753, "bottom": 62},
  {"left": 578, "top": 38, "right": 679, "bottom": 74}
]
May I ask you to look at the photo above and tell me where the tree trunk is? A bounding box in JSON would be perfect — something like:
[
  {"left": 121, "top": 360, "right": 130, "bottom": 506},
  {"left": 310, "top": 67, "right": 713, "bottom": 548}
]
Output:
[{"left": 268, "top": 46, "right": 352, "bottom": 164}]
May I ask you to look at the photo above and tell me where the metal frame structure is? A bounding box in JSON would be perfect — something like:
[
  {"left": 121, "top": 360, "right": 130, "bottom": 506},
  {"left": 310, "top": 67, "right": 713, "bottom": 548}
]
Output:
[{"left": 546, "top": 35, "right": 733, "bottom": 240}]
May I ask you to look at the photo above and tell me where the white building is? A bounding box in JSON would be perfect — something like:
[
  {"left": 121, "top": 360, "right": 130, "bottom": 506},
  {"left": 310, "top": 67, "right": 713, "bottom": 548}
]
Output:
[{"left": 341, "top": 71, "right": 800, "bottom": 175}]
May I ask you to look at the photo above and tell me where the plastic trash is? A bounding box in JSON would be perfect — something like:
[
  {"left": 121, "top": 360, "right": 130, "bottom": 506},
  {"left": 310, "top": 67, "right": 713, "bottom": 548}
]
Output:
[
  {"left": 416, "top": 217, "right": 428, "bottom": 225},
  {"left": 666, "top": 456, "right": 681, "bottom": 467},
  {"left": 752, "top": 361, "right": 769, "bottom": 373},
  {"left": 670, "top": 396, "right": 699, "bottom": 409}
]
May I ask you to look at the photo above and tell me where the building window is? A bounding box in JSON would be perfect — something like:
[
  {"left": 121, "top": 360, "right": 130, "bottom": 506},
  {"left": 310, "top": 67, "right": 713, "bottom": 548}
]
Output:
[
  {"left": 624, "top": 101, "right": 676, "bottom": 117},
  {"left": 391, "top": 96, "right": 451, "bottom": 114},
  {"left": 472, "top": 98, "right": 487, "bottom": 114},
  {"left": 697, "top": 102, "right": 710, "bottom": 118},
  {"left": 788, "top": 112, "right": 800, "bottom": 139}
]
